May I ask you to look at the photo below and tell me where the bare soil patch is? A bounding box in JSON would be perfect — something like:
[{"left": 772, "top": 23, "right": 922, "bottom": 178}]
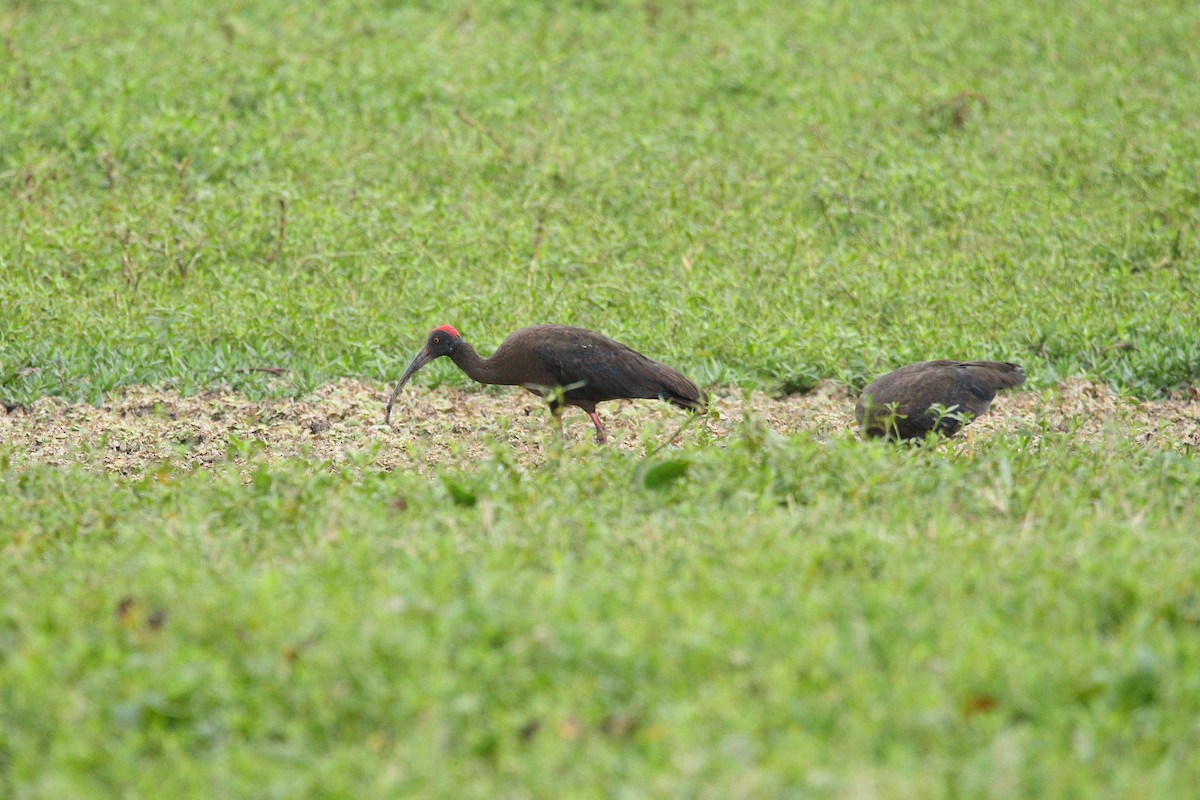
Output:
[{"left": 2, "top": 379, "right": 1197, "bottom": 474}]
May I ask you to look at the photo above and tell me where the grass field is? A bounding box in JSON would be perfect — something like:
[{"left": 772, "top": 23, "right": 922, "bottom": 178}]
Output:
[{"left": 3, "top": 0, "right": 1200, "bottom": 797}]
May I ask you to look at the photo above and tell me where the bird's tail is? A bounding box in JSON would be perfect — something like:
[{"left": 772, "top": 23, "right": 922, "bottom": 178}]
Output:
[
  {"left": 642, "top": 358, "right": 709, "bottom": 412},
  {"left": 662, "top": 384, "right": 709, "bottom": 413},
  {"left": 962, "top": 361, "right": 1026, "bottom": 390}
]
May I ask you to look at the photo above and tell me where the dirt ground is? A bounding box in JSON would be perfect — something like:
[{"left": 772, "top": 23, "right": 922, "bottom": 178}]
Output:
[{"left": 2, "top": 379, "right": 1198, "bottom": 474}]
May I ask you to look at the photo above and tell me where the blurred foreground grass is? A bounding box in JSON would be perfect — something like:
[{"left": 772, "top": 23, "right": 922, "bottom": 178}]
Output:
[{"left": 3, "top": 429, "right": 1200, "bottom": 797}]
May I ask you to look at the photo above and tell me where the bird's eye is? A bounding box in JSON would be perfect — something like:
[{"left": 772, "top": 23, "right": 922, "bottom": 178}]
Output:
[{"left": 433, "top": 337, "right": 440, "bottom": 344}]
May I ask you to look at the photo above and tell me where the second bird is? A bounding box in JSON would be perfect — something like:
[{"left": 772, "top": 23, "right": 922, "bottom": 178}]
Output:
[
  {"left": 385, "top": 324, "right": 708, "bottom": 443},
  {"left": 855, "top": 360, "right": 1026, "bottom": 441}
]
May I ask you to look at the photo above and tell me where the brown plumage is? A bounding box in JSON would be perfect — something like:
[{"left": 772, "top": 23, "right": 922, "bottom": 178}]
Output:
[
  {"left": 385, "top": 324, "right": 707, "bottom": 443},
  {"left": 855, "top": 360, "right": 1026, "bottom": 441}
]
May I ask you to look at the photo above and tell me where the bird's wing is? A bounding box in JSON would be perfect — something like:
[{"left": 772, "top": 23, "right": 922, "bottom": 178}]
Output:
[
  {"left": 534, "top": 336, "right": 703, "bottom": 408},
  {"left": 861, "top": 364, "right": 958, "bottom": 414}
]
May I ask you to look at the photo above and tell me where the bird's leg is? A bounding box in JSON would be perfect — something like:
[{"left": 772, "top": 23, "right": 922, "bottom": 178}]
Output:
[{"left": 588, "top": 411, "right": 607, "bottom": 444}]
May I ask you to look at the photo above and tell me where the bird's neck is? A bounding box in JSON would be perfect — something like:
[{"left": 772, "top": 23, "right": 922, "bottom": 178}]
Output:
[{"left": 449, "top": 343, "right": 508, "bottom": 386}]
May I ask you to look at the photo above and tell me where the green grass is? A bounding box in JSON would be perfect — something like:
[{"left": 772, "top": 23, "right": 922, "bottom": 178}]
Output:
[
  {"left": 3, "top": 0, "right": 1200, "bottom": 403},
  {"left": 4, "top": 432, "right": 1200, "bottom": 797},
  {"left": 4, "top": 1, "right": 1200, "bottom": 796}
]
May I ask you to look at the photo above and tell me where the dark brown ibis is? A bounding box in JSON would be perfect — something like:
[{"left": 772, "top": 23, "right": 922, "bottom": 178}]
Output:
[
  {"left": 855, "top": 360, "right": 1026, "bottom": 441},
  {"left": 384, "top": 324, "right": 708, "bottom": 443}
]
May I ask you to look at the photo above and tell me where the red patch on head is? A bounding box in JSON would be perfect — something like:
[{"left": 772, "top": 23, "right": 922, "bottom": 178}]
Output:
[{"left": 433, "top": 324, "right": 460, "bottom": 338}]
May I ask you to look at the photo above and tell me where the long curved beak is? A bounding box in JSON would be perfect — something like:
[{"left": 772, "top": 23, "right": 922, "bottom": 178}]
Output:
[{"left": 384, "top": 347, "right": 433, "bottom": 426}]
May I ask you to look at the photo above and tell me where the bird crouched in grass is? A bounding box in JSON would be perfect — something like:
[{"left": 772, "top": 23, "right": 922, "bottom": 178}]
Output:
[
  {"left": 385, "top": 324, "right": 708, "bottom": 443},
  {"left": 855, "top": 360, "right": 1026, "bottom": 441}
]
